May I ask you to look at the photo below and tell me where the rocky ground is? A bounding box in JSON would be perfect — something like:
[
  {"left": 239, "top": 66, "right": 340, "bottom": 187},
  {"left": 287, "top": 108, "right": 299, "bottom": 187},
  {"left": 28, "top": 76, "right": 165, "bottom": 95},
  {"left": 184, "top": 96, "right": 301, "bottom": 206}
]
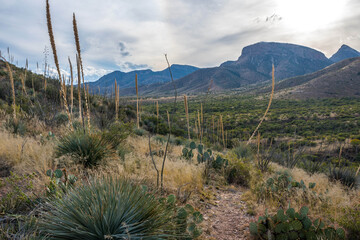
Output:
[{"left": 202, "top": 186, "right": 255, "bottom": 240}]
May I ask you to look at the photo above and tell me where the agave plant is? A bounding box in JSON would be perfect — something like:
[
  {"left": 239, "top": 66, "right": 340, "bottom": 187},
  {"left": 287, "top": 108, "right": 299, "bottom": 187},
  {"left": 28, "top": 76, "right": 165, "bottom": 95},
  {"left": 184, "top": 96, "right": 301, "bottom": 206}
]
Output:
[
  {"left": 55, "top": 130, "right": 116, "bottom": 168},
  {"left": 39, "top": 177, "right": 176, "bottom": 239}
]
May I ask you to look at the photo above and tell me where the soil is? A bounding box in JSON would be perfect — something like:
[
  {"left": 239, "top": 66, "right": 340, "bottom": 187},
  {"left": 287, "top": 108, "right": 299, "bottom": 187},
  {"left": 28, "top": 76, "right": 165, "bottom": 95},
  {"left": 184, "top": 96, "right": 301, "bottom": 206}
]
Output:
[{"left": 202, "top": 186, "right": 255, "bottom": 240}]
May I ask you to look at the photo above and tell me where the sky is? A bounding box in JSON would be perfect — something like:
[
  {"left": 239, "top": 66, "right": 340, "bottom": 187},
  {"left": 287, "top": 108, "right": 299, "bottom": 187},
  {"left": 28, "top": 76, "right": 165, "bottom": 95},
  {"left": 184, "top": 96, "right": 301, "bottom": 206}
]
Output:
[{"left": 0, "top": 0, "right": 359, "bottom": 81}]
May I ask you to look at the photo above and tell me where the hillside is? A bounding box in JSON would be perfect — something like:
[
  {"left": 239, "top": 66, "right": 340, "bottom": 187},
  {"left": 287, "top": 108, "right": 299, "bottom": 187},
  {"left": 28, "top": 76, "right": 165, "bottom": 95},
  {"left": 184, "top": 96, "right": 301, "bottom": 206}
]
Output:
[
  {"left": 140, "top": 42, "right": 333, "bottom": 95},
  {"left": 89, "top": 64, "right": 198, "bottom": 93},
  {"left": 330, "top": 44, "right": 360, "bottom": 63},
  {"left": 273, "top": 57, "right": 360, "bottom": 99}
]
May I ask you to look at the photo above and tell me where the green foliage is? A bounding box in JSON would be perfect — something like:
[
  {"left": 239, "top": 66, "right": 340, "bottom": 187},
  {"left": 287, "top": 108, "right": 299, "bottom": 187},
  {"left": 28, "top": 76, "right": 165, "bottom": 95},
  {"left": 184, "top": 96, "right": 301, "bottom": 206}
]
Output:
[
  {"left": 45, "top": 168, "right": 78, "bottom": 198},
  {"left": 233, "top": 143, "right": 253, "bottom": 159},
  {"left": 53, "top": 112, "right": 69, "bottom": 126},
  {"left": 134, "top": 127, "right": 146, "bottom": 136},
  {"left": 182, "top": 141, "right": 197, "bottom": 161},
  {"left": 0, "top": 172, "right": 35, "bottom": 214},
  {"left": 39, "top": 177, "right": 197, "bottom": 239},
  {"left": 55, "top": 129, "right": 121, "bottom": 168},
  {"left": 225, "top": 153, "right": 252, "bottom": 186},
  {"left": 5, "top": 118, "right": 26, "bottom": 135},
  {"left": 161, "top": 194, "right": 204, "bottom": 239},
  {"left": 339, "top": 204, "right": 360, "bottom": 240},
  {"left": 255, "top": 171, "right": 320, "bottom": 208},
  {"left": 328, "top": 165, "right": 358, "bottom": 188},
  {"left": 250, "top": 206, "right": 345, "bottom": 239}
]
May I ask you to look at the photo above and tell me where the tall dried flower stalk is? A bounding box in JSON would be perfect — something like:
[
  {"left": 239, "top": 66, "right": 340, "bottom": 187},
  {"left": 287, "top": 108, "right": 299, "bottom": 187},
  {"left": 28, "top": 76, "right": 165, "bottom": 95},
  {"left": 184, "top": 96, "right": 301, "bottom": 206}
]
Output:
[
  {"left": 1, "top": 56, "right": 16, "bottom": 119},
  {"left": 76, "top": 54, "right": 82, "bottom": 122},
  {"left": 184, "top": 95, "right": 190, "bottom": 140},
  {"left": 21, "top": 59, "right": 28, "bottom": 96},
  {"left": 46, "top": 0, "right": 73, "bottom": 130},
  {"left": 135, "top": 74, "right": 139, "bottom": 128},
  {"left": 73, "top": 13, "right": 90, "bottom": 130},
  {"left": 68, "top": 57, "right": 74, "bottom": 115},
  {"left": 197, "top": 110, "right": 201, "bottom": 141},
  {"left": 212, "top": 115, "right": 215, "bottom": 143},
  {"left": 247, "top": 64, "right": 275, "bottom": 144},
  {"left": 114, "top": 79, "right": 119, "bottom": 120}
]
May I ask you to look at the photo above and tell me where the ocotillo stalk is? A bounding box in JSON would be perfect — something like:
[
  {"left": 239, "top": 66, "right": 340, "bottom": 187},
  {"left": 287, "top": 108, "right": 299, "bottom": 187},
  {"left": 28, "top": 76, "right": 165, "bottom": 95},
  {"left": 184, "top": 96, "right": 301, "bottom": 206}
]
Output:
[
  {"left": 201, "top": 103, "right": 203, "bottom": 141},
  {"left": 156, "top": 101, "right": 159, "bottom": 133},
  {"left": 166, "top": 110, "right": 170, "bottom": 130},
  {"left": 135, "top": 74, "right": 139, "bottom": 128},
  {"left": 184, "top": 95, "right": 190, "bottom": 140},
  {"left": 68, "top": 57, "right": 74, "bottom": 115},
  {"left": 1, "top": 57, "right": 16, "bottom": 120},
  {"left": 247, "top": 64, "right": 275, "bottom": 144},
  {"left": 220, "top": 114, "right": 225, "bottom": 149},
  {"left": 212, "top": 115, "right": 215, "bottom": 143},
  {"left": 197, "top": 110, "right": 201, "bottom": 142}
]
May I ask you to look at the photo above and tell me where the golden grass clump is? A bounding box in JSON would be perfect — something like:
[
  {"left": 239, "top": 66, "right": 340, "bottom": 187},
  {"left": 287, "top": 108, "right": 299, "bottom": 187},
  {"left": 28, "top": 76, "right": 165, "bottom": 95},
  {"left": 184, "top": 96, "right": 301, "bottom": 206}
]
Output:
[{"left": 95, "top": 135, "right": 204, "bottom": 193}]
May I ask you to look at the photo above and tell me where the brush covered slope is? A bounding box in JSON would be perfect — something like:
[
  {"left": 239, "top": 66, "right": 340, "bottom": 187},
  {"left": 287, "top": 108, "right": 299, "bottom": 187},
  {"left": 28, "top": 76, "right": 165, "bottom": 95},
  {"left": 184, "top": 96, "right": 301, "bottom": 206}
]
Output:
[
  {"left": 144, "top": 42, "right": 333, "bottom": 95},
  {"left": 273, "top": 57, "right": 360, "bottom": 99}
]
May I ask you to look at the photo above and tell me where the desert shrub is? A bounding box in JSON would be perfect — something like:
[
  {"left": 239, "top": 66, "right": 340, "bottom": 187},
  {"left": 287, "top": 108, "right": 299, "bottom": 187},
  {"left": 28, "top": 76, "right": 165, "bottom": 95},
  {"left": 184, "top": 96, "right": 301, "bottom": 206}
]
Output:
[
  {"left": 339, "top": 204, "right": 360, "bottom": 240},
  {"left": 255, "top": 171, "right": 320, "bottom": 209},
  {"left": 100, "top": 122, "right": 132, "bottom": 150},
  {"left": 225, "top": 152, "right": 252, "bottom": 186},
  {"left": 134, "top": 127, "right": 146, "bottom": 136},
  {"left": 53, "top": 112, "right": 69, "bottom": 125},
  {"left": 39, "top": 177, "right": 184, "bottom": 239},
  {"left": 55, "top": 130, "right": 118, "bottom": 168},
  {"left": 232, "top": 143, "right": 253, "bottom": 159},
  {"left": 0, "top": 172, "right": 36, "bottom": 214},
  {"left": 250, "top": 206, "right": 345, "bottom": 240},
  {"left": 328, "top": 166, "right": 358, "bottom": 188},
  {"left": 5, "top": 118, "right": 26, "bottom": 135}
]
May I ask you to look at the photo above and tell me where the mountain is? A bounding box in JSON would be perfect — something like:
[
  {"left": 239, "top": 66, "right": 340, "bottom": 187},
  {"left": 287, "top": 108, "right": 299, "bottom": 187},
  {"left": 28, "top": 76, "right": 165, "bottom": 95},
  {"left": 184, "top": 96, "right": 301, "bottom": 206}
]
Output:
[
  {"left": 330, "top": 45, "right": 360, "bottom": 63},
  {"left": 144, "top": 42, "right": 333, "bottom": 95},
  {"left": 89, "top": 64, "right": 198, "bottom": 92},
  {"left": 270, "top": 57, "right": 360, "bottom": 99}
]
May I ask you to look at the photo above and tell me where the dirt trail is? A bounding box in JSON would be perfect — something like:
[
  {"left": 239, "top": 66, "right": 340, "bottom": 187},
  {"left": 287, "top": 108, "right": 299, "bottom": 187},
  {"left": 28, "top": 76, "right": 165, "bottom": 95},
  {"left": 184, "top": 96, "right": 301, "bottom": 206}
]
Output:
[{"left": 202, "top": 186, "right": 255, "bottom": 240}]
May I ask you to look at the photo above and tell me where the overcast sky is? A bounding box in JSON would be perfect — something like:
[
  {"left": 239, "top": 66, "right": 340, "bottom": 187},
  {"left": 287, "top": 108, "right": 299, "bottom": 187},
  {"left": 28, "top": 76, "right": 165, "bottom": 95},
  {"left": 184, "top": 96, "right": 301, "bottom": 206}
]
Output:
[{"left": 0, "top": 0, "right": 359, "bottom": 81}]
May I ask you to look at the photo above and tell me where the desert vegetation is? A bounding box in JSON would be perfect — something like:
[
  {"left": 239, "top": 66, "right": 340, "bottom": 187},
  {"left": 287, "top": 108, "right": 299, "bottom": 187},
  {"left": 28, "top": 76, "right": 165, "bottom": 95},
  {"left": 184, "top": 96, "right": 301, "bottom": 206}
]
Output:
[{"left": 0, "top": 1, "right": 359, "bottom": 240}]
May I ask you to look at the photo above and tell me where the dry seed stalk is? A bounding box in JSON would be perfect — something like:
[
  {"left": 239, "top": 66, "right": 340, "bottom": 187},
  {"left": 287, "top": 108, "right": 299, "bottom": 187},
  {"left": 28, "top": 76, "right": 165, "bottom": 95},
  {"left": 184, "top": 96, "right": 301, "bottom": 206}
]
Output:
[
  {"left": 68, "top": 57, "right": 74, "bottom": 115},
  {"left": 197, "top": 110, "right": 201, "bottom": 141},
  {"left": 1, "top": 56, "right": 16, "bottom": 119},
  {"left": 73, "top": 13, "right": 90, "bottom": 130},
  {"left": 220, "top": 114, "right": 225, "bottom": 148},
  {"left": 184, "top": 95, "right": 190, "bottom": 139},
  {"left": 46, "top": 0, "right": 73, "bottom": 130},
  {"left": 76, "top": 54, "right": 82, "bottom": 122},
  {"left": 247, "top": 64, "right": 275, "bottom": 144}
]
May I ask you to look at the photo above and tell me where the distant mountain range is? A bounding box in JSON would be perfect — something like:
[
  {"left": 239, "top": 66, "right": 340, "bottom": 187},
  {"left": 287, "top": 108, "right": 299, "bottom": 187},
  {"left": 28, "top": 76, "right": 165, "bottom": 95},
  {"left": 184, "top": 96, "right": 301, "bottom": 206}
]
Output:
[
  {"left": 330, "top": 44, "right": 360, "bottom": 63},
  {"left": 89, "top": 64, "right": 198, "bottom": 93},
  {"left": 92, "top": 42, "right": 360, "bottom": 97},
  {"left": 272, "top": 57, "right": 360, "bottom": 99}
]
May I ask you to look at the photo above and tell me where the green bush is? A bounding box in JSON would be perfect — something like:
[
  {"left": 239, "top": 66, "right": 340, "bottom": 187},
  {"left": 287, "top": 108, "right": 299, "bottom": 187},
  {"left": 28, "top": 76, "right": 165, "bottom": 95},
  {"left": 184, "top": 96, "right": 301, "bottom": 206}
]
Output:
[
  {"left": 55, "top": 130, "right": 118, "bottom": 168},
  {"left": 232, "top": 143, "right": 253, "bottom": 159},
  {"left": 0, "top": 172, "right": 35, "bottom": 214},
  {"left": 328, "top": 166, "right": 358, "bottom": 189},
  {"left": 250, "top": 206, "right": 345, "bottom": 239},
  {"left": 225, "top": 153, "right": 251, "bottom": 186},
  {"left": 5, "top": 118, "right": 26, "bottom": 135},
  {"left": 39, "top": 178, "right": 188, "bottom": 239}
]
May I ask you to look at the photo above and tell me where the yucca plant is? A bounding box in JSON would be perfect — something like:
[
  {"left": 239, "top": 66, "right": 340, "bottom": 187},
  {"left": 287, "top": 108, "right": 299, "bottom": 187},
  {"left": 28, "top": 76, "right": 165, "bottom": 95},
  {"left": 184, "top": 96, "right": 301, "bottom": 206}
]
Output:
[
  {"left": 38, "top": 177, "right": 176, "bottom": 239},
  {"left": 328, "top": 165, "right": 358, "bottom": 188},
  {"left": 55, "top": 130, "right": 115, "bottom": 167}
]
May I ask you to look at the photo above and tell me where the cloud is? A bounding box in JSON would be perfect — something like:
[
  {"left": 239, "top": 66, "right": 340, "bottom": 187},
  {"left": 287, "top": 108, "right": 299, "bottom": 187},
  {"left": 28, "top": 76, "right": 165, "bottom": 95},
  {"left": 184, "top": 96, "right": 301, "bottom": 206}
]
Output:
[{"left": 0, "top": 0, "right": 359, "bottom": 80}]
